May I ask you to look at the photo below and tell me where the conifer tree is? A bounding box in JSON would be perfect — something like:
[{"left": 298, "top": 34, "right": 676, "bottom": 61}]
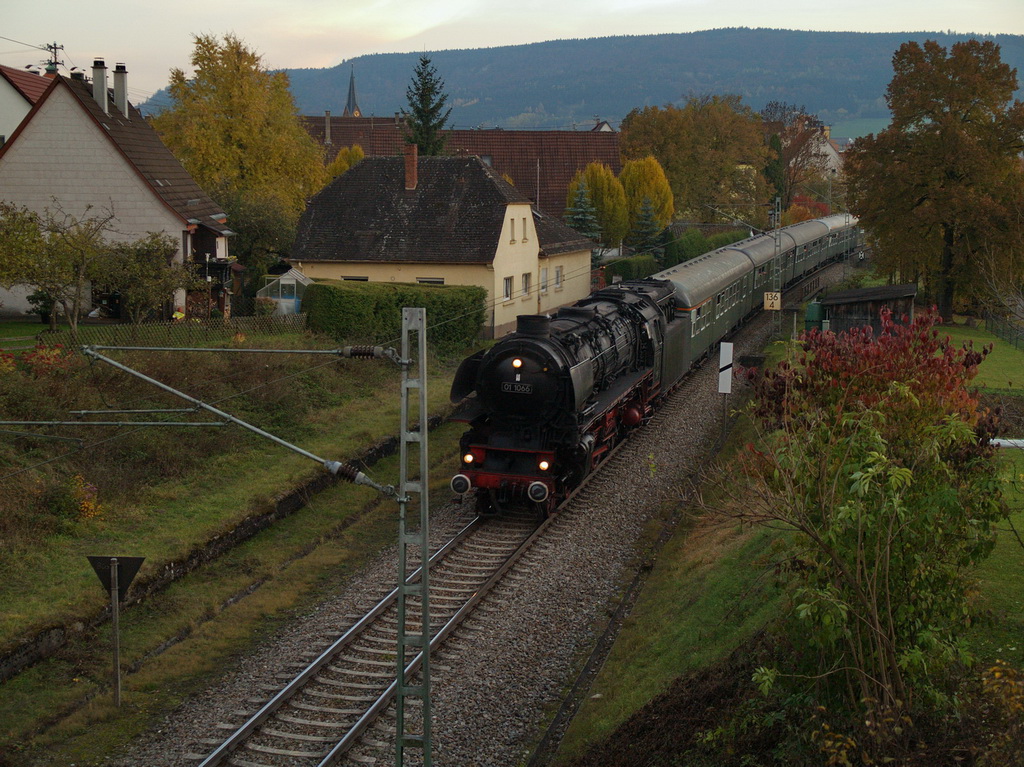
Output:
[
  {"left": 626, "top": 197, "right": 664, "bottom": 255},
  {"left": 564, "top": 182, "right": 600, "bottom": 240},
  {"left": 403, "top": 56, "right": 452, "bottom": 156}
]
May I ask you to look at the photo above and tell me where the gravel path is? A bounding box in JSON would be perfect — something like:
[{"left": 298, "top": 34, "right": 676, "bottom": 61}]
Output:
[{"left": 107, "top": 312, "right": 779, "bottom": 767}]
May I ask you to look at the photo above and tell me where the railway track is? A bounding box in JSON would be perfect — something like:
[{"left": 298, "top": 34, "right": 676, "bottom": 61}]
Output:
[
  {"left": 188, "top": 263, "right": 845, "bottom": 767},
  {"left": 192, "top": 508, "right": 541, "bottom": 767}
]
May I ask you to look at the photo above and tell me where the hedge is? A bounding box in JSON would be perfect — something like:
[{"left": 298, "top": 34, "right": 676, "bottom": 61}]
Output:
[
  {"left": 603, "top": 254, "right": 661, "bottom": 282},
  {"left": 302, "top": 280, "right": 487, "bottom": 355}
]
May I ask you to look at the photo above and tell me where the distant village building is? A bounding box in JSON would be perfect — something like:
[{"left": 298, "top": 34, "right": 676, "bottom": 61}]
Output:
[
  {"left": 291, "top": 146, "right": 594, "bottom": 338},
  {"left": 342, "top": 67, "right": 361, "bottom": 117},
  {"left": 299, "top": 71, "right": 620, "bottom": 219}
]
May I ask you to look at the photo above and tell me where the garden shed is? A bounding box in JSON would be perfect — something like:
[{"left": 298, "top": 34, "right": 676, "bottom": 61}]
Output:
[{"left": 812, "top": 283, "right": 918, "bottom": 334}]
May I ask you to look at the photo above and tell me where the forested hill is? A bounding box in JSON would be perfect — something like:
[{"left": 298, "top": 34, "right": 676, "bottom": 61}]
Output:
[{"left": 143, "top": 28, "right": 1024, "bottom": 137}]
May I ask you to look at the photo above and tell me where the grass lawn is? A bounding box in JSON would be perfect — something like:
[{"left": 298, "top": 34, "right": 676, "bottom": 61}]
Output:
[{"left": 0, "top": 327, "right": 469, "bottom": 765}]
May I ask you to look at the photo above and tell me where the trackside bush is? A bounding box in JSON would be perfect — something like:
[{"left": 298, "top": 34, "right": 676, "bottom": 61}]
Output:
[{"left": 303, "top": 281, "right": 486, "bottom": 355}]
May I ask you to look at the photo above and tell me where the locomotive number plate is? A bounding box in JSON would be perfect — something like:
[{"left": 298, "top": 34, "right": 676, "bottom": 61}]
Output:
[{"left": 502, "top": 382, "right": 533, "bottom": 394}]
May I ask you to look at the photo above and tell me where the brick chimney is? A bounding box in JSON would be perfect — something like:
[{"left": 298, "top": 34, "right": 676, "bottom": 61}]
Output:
[
  {"left": 91, "top": 58, "right": 108, "bottom": 113},
  {"left": 404, "top": 144, "right": 418, "bottom": 191},
  {"left": 113, "top": 63, "right": 129, "bottom": 116}
]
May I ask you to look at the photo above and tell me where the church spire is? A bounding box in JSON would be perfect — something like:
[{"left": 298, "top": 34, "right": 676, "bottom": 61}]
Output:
[{"left": 343, "top": 66, "right": 361, "bottom": 117}]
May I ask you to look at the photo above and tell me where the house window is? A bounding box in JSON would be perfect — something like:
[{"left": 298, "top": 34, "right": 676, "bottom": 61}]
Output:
[
  {"left": 555, "top": 266, "right": 563, "bottom": 288},
  {"left": 510, "top": 217, "right": 516, "bottom": 244},
  {"left": 342, "top": 276, "right": 369, "bottom": 281},
  {"left": 503, "top": 276, "right": 514, "bottom": 301},
  {"left": 522, "top": 272, "right": 532, "bottom": 297},
  {"left": 540, "top": 267, "right": 549, "bottom": 293},
  {"left": 417, "top": 277, "right": 445, "bottom": 285},
  {"left": 521, "top": 217, "right": 528, "bottom": 243}
]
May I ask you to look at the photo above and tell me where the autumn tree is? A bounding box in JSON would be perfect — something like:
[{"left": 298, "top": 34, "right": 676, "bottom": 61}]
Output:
[
  {"left": 759, "top": 101, "right": 831, "bottom": 210},
  {"left": 0, "top": 202, "right": 114, "bottom": 334},
  {"left": 103, "top": 233, "right": 200, "bottom": 326},
  {"left": 845, "top": 39, "right": 1024, "bottom": 321},
  {"left": 151, "top": 34, "right": 326, "bottom": 269},
  {"left": 565, "top": 162, "right": 628, "bottom": 250},
  {"left": 325, "top": 144, "right": 365, "bottom": 180},
  {"left": 724, "top": 309, "right": 1005, "bottom": 755},
  {"left": 620, "top": 96, "right": 769, "bottom": 226},
  {"left": 619, "top": 156, "right": 674, "bottom": 234},
  {"left": 403, "top": 56, "right": 452, "bottom": 156}
]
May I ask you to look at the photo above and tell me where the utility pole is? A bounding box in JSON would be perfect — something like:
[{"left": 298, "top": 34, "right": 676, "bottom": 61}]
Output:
[{"left": 43, "top": 41, "right": 64, "bottom": 71}]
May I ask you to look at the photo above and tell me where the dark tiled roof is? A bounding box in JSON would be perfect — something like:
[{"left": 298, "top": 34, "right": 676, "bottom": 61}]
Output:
[
  {"left": 0, "top": 65, "right": 51, "bottom": 104},
  {"left": 20, "top": 76, "right": 230, "bottom": 236},
  {"left": 298, "top": 115, "right": 622, "bottom": 217},
  {"left": 821, "top": 283, "right": 918, "bottom": 305},
  {"left": 293, "top": 154, "right": 583, "bottom": 264},
  {"left": 533, "top": 208, "right": 595, "bottom": 256}
]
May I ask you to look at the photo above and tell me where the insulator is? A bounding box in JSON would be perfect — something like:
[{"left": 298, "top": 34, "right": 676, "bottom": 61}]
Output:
[
  {"left": 333, "top": 463, "right": 360, "bottom": 482},
  {"left": 343, "top": 345, "right": 383, "bottom": 358}
]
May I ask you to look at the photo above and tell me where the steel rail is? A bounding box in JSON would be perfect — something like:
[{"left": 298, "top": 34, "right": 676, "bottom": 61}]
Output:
[{"left": 196, "top": 515, "right": 483, "bottom": 767}]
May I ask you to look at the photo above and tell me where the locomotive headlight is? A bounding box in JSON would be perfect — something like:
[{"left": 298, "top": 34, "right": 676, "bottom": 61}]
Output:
[
  {"left": 538, "top": 459, "right": 550, "bottom": 471},
  {"left": 463, "top": 453, "right": 475, "bottom": 464},
  {"left": 512, "top": 357, "right": 523, "bottom": 369}
]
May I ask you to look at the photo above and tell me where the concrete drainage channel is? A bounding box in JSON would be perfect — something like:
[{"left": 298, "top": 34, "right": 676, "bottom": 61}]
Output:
[{"left": 0, "top": 414, "right": 447, "bottom": 685}]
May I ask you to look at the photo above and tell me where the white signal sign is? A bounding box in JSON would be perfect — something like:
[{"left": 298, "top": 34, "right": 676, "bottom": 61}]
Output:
[
  {"left": 718, "top": 342, "right": 733, "bottom": 394},
  {"left": 763, "top": 291, "right": 782, "bottom": 311}
]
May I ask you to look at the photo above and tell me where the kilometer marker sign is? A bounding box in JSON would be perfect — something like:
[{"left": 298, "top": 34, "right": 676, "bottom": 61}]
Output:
[{"left": 719, "top": 342, "right": 733, "bottom": 394}]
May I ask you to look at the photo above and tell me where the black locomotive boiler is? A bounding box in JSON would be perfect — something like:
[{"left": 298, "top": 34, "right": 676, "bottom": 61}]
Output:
[{"left": 449, "top": 214, "right": 862, "bottom": 515}]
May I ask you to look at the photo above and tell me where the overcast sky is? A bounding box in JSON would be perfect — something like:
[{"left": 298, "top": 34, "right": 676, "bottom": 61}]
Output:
[{"left": 3, "top": 0, "right": 1021, "bottom": 103}]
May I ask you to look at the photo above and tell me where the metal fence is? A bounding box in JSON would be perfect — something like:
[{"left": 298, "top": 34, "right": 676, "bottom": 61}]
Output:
[
  {"left": 985, "top": 312, "right": 1024, "bottom": 351},
  {"left": 28, "top": 314, "right": 307, "bottom": 350}
]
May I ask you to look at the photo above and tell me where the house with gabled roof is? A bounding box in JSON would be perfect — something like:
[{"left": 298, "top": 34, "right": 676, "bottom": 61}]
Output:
[
  {"left": 0, "top": 59, "right": 232, "bottom": 318},
  {"left": 291, "top": 145, "right": 594, "bottom": 338},
  {"left": 0, "top": 64, "right": 51, "bottom": 144}
]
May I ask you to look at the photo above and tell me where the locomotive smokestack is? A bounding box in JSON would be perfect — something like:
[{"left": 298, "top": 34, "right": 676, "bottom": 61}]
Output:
[{"left": 517, "top": 315, "right": 550, "bottom": 338}]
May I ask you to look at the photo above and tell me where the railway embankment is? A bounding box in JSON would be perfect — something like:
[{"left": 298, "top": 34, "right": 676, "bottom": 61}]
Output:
[{"left": 0, "top": 414, "right": 446, "bottom": 686}]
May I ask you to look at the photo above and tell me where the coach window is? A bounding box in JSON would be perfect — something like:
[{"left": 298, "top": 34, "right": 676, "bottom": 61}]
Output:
[{"left": 503, "top": 276, "right": 514, "bottom": 301}]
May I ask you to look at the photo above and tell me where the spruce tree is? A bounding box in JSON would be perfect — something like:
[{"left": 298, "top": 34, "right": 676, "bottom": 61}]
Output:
[
  {"left": 627, "top": 197, "right": 663, "bottom": 255},
  {"left": 403, "top": 56, "right": 452, "bottom": 156},
  {"left": 564, "top": 182, "right": 601, "bottom": 266}
]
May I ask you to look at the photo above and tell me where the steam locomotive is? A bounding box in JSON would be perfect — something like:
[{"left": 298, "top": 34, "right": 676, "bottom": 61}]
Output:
[{"left": 449, "top": 214, "right": 862, "bottom": 515}]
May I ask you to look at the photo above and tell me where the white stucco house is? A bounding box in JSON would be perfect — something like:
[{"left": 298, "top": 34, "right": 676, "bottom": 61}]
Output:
[{"left": 0, "top": 59, "right": 232, "bottom": 318}]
